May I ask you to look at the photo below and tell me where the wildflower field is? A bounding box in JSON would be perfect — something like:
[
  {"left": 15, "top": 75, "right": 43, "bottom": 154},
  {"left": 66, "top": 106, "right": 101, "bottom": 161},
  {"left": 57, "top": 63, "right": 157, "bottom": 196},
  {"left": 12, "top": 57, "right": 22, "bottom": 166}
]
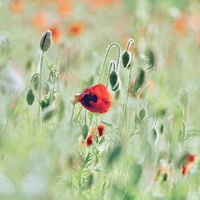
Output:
[{"left": 1, "top": 0, "right": 200, "bottom": 199}]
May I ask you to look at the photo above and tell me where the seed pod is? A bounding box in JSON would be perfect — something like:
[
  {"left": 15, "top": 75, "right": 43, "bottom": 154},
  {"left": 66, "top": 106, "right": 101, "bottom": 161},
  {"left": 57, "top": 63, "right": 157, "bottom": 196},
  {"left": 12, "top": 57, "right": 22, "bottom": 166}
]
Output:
[
  {"left": 40, "top": 99, "right": 49, "bottom": 110},
  {"left": 160, "top": 123, "right": 164, "bottom": 134},
  {"left": 82, "top": 124, "right": 89, "bottom": 140},
  {"left": 133, "top": 68, "right": 145, "bottom": 94},
  {"left": 26, "top": 89, "right": 35, "bottom": 105},
  {"left": 31, "top": 73, "right": 40, "bottom": 91},
  {"left": 110, "top": 70, "right": 118, "bottom": 88},
  {"left": 42, "top": 108, "right": 56, "bottom": 121},
  {"left": 139, "top": 107, "right": 147, "bottom": 121},
  {"left": 150, "top": 128, "right": 158, "bottom": 144},
  {"left": 87, "top": 173, "right": 93, "bottom": 188},
  {"left": 163, "top": 173, "right": 168, "bottom": 181},
  {"left": 40, "top": 30, "right": 52, "bottom": 52},
  {"left": 122, "top": 50, "right": 131, "bottom": 68},
  {"left": 107, "top": 144, "right": 122, "bottom": 168},
  {"left": 109, "top": 70, "right": 121, "bottom": 92},
  {"left": 146, "top": 48, "right": 155, "bottom": 68}
]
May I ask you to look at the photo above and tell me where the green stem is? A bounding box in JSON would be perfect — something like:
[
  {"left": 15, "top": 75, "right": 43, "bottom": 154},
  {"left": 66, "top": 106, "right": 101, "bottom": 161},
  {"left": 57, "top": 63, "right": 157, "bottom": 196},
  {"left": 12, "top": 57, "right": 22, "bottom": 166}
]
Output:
[
  {"left": 98, "top": 43, "right": 121, "bottom": 84},
  {"left": 84, "top": 109, "right": 87, "bottom": 125},
  {"left": 121, "top": 39, "right": 135, "bottom": 131},
  {"left": 38, "top": 52, "right": 44, "bottom": 126},
  {"left": 71, "top": 104, "right": 75, "bottom": 122}
]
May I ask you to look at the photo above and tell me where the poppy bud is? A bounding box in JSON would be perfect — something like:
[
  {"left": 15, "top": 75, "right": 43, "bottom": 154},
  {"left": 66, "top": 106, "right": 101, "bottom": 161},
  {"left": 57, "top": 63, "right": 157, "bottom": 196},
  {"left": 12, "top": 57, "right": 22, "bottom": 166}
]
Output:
[
  {"left": 109, "top": 70, "right": 121, "bottom": 92},
  {"left": 160, "top": 123, "right": 164, "bottom": 134},
  {"left": 42, "top": 108, "right": 56, "bottom": 121},
  {"left": 31, "top": 73, "right": 40, "bottom": 91},
  {"left": 40, "top": 30, "right": 52, "bottom": 52},
  {"left": 107, "top": 144, "right": 122, "bottom": 167},
  {"left": 150, "top": 128, "right": 158, "bottom": 144},
  {"left": 40, "top": 99, "right": 49, "bottom": 110},
  {"left": 133, "top": 68, "right": 145, "bottom": 94},
  {"left": 26, "top": 89, "right": 35, "bottom": 105},
  {"left": 139, "top": 107, "right": 147, "bottom": 121},
  {"left": 122, "top": 50, "right": 131, "bottom": 68},
  {"left": 82, "top": 124, "right": 89, "bottom": 139},
  {"left": 146, "top": 48, "right": 155, "bottom": 68}
]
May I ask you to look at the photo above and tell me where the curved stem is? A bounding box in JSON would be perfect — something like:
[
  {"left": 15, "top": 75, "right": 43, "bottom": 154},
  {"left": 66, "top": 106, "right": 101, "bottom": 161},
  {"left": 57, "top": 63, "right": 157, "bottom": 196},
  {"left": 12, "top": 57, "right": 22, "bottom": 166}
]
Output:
[
  {"left": 38, "top": 52, "right": 44, "bottom": 126},
  {"left": 121, "top": 39, "right": 135, "bottom": 131},
  {"left": 125, "top": 39, "right": 135, "bottom": 105},
  {"left": 98, "top": 43, "right": 121, "bottom": 84}
]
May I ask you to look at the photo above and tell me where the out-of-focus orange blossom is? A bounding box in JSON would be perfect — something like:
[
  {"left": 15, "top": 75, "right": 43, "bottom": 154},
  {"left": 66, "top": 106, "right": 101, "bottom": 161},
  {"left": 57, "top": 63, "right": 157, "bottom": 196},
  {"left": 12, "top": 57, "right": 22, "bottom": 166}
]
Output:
[
  {"left": 68, "top": 22, "right": 85, "bottom": 36},
  {"left": 10, "top": 0, "right": 24, "bottom": 13},
  {"left": 49, "top": 25, "right": 62, "bottom": 43},
  {"left": 32, "top": 13, "right": 49, "bottom": 31},
  {"left": 57, "top": 1, "right": 72, "bottom": 17},
  {"left": 173, "top": 13, "right": 188, "bottom": 36}
]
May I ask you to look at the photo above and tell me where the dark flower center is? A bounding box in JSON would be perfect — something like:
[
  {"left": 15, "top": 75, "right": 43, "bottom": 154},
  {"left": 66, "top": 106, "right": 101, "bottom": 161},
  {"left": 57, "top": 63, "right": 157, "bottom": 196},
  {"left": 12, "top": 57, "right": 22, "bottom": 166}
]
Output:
[{"left": 81, "top": 94, "right": 98, "bottom": 107}]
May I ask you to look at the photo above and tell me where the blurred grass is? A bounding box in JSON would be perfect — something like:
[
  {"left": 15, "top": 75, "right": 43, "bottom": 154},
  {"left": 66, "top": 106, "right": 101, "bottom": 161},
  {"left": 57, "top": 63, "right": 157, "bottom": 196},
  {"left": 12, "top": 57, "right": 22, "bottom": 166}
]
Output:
[{"left": 0, "top": 0, "right": 200, "bottom": 199}]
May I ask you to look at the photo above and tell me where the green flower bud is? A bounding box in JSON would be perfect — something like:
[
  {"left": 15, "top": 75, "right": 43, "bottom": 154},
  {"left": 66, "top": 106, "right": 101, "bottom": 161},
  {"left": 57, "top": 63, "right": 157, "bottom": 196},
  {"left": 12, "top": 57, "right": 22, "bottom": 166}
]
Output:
[
  {"left": 109, "top": 70, "right": 121, "bottom": 92},
  {"left": 139, "top": 107, "right": 147, "bottom": 121},
  {"left": 146, "top": 48, "right": 155, "bottom": 68},
  {"left": 150, "top": 128, "right": 158, "bottom": 144},
  {"left": 42, "top": 108, "right": 56, "bottom": 121},
  {"left": 82, "top": 124, "right": 89, "bottom": 140},
  {"left": 160, "top": 123, "right": 164, "bottom": 134},
  {"left": 40, "top": 30, "right": 52, "bottom": 52},
  {"left": 133, "top": 68, "right": 145, "bottom": 94},
  {"left": 40, "top": 99, "right": 49, "bottom": 110},
  {"left": 122, "top": 50, "right": 131, "bottom": 68},
  {"left": 26, "top": 89, "right": 35, "bottom": 105},
  {"left": 31, "top": 73, "right": 40, "bottom": 91}
]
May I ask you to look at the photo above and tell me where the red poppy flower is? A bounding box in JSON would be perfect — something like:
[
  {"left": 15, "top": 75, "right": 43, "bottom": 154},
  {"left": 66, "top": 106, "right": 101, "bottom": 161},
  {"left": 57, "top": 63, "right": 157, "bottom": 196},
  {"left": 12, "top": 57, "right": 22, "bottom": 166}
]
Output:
[
  {"left": 74, "top": 83, "right": 112, "bottom": 114},
  {"left": 179, "top": 153, "right": 196, "bottom": 176},
  {"left": 86, "top": 134, "right": 93, "bottom": 146},
  {"left": 97, "top": 124, "right": 105, "bottom": 137}
]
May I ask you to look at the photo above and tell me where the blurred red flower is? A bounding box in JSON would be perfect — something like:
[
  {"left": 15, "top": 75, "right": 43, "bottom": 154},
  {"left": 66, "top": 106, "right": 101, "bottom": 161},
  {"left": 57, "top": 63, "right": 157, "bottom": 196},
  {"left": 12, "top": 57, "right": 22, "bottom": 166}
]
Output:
[
  {"left": 68, "top": 22, "right": 85, "bottom": 36},
  {"left": 86, "top": 134, "right": 93, "bottom": 146},
  {"left": 179, "top": 153, "right": 196, "bottom": 176},
  {"left": 49, "top": 25, "right": 62, "bottom": 43},
  {"left": 97, "top": 124, "right": 105, "bottom": 137},
  {"left": 74, "top": 83, "right": 112, "bottom": 114}
]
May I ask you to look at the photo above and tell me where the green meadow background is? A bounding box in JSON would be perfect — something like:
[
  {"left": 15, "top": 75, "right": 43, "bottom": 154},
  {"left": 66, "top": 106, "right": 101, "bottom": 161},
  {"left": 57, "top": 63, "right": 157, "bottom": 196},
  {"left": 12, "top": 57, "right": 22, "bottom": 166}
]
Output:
[{"left": 0, "top": 0, "right": 200, "bottom": 199}]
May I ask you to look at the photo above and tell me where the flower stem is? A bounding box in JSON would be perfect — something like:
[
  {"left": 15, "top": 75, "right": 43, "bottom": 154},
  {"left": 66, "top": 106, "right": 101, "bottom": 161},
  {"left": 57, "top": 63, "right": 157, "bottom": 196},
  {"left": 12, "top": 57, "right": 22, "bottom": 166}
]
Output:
[
  {"left": 121, "top": 39, "right": 135, "bottom": 131},
  {"left": 98, "top": 43, "right": 121, "bottom": 84},
  {"left": 38, "top": 52, "right": 44, "bottom": 126},
  {"left": 71, "top": 104, "right": 75, "bottom": 122}
]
